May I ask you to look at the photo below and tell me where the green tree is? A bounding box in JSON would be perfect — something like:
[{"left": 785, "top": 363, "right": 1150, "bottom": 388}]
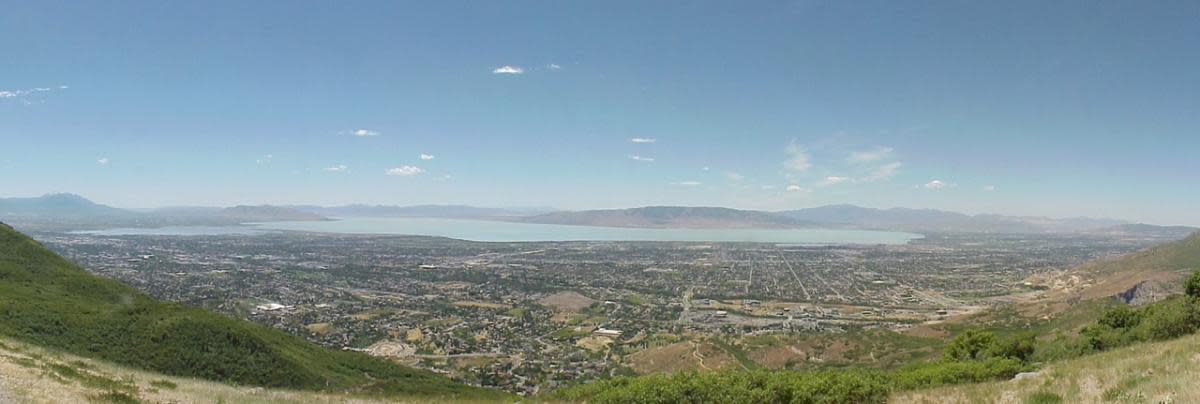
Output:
[
  {"left": 1186, "top": 270, "right": 1200, "bottom": 299},
  {"left": 1098, "top": 305, "right": 1141, "bottom": 329}
]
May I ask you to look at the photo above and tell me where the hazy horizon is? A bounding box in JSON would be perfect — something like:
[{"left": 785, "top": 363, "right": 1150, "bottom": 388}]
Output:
[
  {"left": 3, "top": 191, "right": 1185, "bottom": 228},
  {"left": 4, "top": 2, "right": 1198, "bottom": 225}
]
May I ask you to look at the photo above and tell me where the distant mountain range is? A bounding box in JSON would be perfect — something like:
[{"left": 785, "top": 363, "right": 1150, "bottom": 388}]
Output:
[
  {"left": 2, "top": 193, "right": 1194, "bottom": 236},
  {"left": 0, "top": 193, "right": 136, "bottom": 220},
  {"left": 520, "top": 204, "right": 1196, "bottom": 236},
  {"left": 215, "top": 205, "right": 328, "bottom": 222},
  {"left": 0, "top": 194, "right": 328, "bottom": 230},
  {"left": 289, "top": 204, "right": 550, "bottom": 218},
  {"left": 775, "top": 204, "right": 1128, "bottom": 233},
  {"left": 520, "top": 206, "right": 813, "bottom": 229}
]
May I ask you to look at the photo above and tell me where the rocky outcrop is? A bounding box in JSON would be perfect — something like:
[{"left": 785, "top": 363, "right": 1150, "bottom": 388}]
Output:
[{"left": 1114, "top": 280, "right": 1172, "bottom": 306}]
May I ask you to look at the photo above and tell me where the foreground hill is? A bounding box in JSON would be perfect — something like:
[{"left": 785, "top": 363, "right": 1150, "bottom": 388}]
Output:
[
  {"left": 0, "top": 337, "right": 380, "bottom": 403},
  {"left": 893, "top": 328, "right": 1200, "bottom": 403},
  {"left": 1022, "top": 232, "right": 1200, "bottom": 315},
  {"left": 521, "top": 206, "right": 813, "bottom": 228},
  {"left": 0, "top": 223, "right": 505, "bottom": 401}
]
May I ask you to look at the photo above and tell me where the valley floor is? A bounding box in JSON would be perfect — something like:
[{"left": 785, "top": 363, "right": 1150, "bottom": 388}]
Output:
[{"left": 893, "top": 331, "right": 1200, "bottom": 403}]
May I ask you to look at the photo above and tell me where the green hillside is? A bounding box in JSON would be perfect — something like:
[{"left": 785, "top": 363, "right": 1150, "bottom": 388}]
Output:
[
  {"left": 893, "top": 328, "right": 1200, "bottom": 403},
  {"left": 1070, "top": 232, "right": 1200, "bottom": 299},
  {"left": 0, "top": 223, "right": 507, "bottom": 401}
]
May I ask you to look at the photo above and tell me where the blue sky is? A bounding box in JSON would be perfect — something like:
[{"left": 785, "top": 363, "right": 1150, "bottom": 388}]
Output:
[{"left": 2, "top": 1, "right": 1198, "bottom": 225}]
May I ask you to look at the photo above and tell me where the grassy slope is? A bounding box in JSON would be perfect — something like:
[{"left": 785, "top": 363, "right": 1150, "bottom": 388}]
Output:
[
  {"left": 0, "top": 223, "right": 508, "bottom": 401},
  {"left": 1072, "top": 232, "right": 1200, "bottom": 299},
  {"left": 892, "top": 330, "right": 1200, "bottom": 403}
]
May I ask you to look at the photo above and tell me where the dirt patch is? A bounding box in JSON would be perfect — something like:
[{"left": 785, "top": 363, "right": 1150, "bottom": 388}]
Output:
[
  {"left": 538, "top": 291, "right": 597, "bottom": 312},
  {"left": 903, "top": 324, "right": 949, "bottom": 339},
  {"left": 576, "top": 336, "right": 614, "bottom": 352},
  {"left": 305, "top": 323, "right": 334, "bottom": 335},
  {"left": 626, "top": 341, "right": 734, "bottom": 374},
  {"left": 748, "top": 345, "right": 806, "bottom": 369}
]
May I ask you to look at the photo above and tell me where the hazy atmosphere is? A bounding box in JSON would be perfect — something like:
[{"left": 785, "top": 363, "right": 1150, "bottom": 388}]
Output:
[
  {"left": 4, "top": 1, "right": 1198, "bottom": 225},
  {"left": 4, "top": 3, "right": 1200, "bottom": 403}
]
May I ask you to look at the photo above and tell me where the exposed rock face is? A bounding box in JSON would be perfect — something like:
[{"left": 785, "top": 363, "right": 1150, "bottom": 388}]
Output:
[
  {"left": 1012, "top": 371, "right": 1041, "bottom": 381},
  {"left": 1115, "top": 281, "right": 1171, "bottom": 306}
]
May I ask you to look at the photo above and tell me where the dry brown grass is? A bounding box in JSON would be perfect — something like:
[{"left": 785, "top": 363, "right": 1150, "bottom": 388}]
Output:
[
  {"left": 625, "top": 341, "right": 736, "bottom": 374},
  {"left": 537, "top": 291, "right": 597, "bottom": 312}
]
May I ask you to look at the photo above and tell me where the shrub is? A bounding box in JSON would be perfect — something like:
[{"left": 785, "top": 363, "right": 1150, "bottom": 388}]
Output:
[
  {"left": 552, "top": 369, "right": 890, "bottom": 404},
  {"left": 942, "top": 329, "right": 998, "bottom": 362},
  {"left": 987, "top": 333, "right": 1037, "bottom": 362},
  {"left": 1132, "top": 297, "right": 1198, "bottom": 341},
  {"left": 1186, "top": 270, "right": 1200, "bottom": 299},
  {"left": 1098, "top": 305, "right": 1141, "bottom": 329},
  {"left": 891, "top": 358, "right": 1025, "bottom": 390}
]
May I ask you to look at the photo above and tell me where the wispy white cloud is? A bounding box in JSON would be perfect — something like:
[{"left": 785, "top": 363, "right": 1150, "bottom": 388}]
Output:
[
  {"left": 848, "top": 146, "right": 894, "bottom": 163},
  {"left": 96, "top": 157, "right": 109, "bottom": 165},
  {"left": 863, "top": 161, "right": 902, "bottom": 182},
  {"left": 256, "top": 154, "right": 273, "bottom": 164},
  {"left": 672, "top": 181, "right": 702, "bottom": 186},
  {"left": 628, "top": 155, "right": 655, "bottom": 163},
  {"left": 630, "top": 138, "right": 656, "bottom": 144},
  {"left": 324, "top": 164, "right": 348, "bottom": 172},
  {"left": 0, "top": 85, "right": 66, "bottom": 98},
  {"left": 923, "top": 179, "right": 953, "bottom": 190},
  {"left": 349, "top": 129, "right": 379, "bottom": 137},
  {"left": 386, "top": 166, "right": 425, "bottom": 176},
  {"left": 783, "top": 141, "right": 811, "bottom": 174},
  {"left": 723, "top": 171, "right": 745, "bottom": 181},
  {"left": 492, "top": 66, "right": 524, "bottom": 74},
  {"left": 786, "top": 184, "right": 808, "bottom": 192},
  {"left": 818, "top": 176, "right": 851, "bottom": 186},
  {"left": 546, "top": 63, "right": 562, "bottom": 70},
  {"left": 419, "top": 153, "right": 435, "bottom": 160},
  {"left": 982, "top": 185, "right": 996, "bottom": 192}
]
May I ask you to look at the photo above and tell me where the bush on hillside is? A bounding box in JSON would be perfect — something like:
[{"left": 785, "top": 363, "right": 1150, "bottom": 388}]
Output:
[
  {"left": 1186, "top": 270, "right": 1200, "bottom": 299},
  {"left": 552, "top": 369, "right": 891, "bottom": 404}
]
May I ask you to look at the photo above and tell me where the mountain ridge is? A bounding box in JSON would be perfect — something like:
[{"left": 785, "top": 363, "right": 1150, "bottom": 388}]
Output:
[
  {"left": 3, "top": 193, "right": 1195, "bottom": 235},
  {"left": 520, "top": 206, "right": 815, "bottom": 229},
  {"left": 0, "top": 194, "right": 328, "bottom": 229}
]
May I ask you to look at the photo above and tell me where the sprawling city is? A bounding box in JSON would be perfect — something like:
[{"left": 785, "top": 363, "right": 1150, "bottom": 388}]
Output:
[
  {"left": 25, "top": 228, "right": 1178, "bottom": 395},
  {"left": 3, "top": 2, "right": 1199, "bottom": 403}
]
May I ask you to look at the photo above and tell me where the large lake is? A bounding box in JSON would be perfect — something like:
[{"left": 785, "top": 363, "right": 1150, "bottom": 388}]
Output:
[{"left": 81, "top": 217, "right": 921, "bottom": 245}]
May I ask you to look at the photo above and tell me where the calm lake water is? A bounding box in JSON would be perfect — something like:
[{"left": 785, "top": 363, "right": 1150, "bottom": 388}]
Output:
[{"left": 83, "top": 217, "right": 921, "bottom": 245}]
